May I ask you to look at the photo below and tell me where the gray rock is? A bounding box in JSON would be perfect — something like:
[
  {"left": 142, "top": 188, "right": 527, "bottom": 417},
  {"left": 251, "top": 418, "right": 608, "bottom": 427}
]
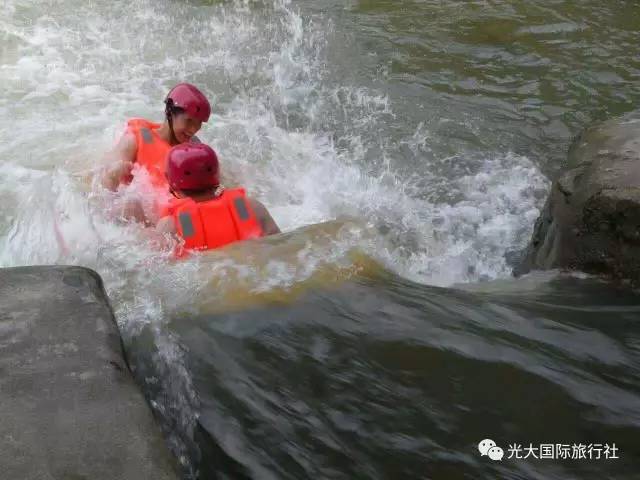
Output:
[
  {"left": 0, "top": 266, "right": 179, "bottom": 480},
  {"left": 516, "top": 110, "right": 640, "bottom": 284}
]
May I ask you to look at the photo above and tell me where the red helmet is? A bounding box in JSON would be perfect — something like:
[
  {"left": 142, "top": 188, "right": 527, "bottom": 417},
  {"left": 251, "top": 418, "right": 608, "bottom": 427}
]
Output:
[
  {"left": 166, "top": 144, "right": 220, "bottom": 191},
  {"left": 165, "top": 83, "right": 211, "bottom": 122}
]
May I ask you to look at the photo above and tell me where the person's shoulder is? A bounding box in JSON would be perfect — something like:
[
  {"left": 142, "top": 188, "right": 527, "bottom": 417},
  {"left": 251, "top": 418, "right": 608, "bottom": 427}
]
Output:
[{"left": 126, "top": 118, "right": 161, "bottom": 130}]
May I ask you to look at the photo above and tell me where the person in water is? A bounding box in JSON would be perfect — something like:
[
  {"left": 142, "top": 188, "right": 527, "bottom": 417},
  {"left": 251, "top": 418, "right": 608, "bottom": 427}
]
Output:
[
  {"left": 156, "top": 143, "right": 280, "bottom": 254},
  {"left": 101, "top": 82, "right": 211, "bottom": 191}
]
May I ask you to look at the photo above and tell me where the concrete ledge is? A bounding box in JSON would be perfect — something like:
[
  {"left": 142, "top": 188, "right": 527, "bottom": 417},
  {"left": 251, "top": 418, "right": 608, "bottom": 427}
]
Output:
[{"left": 0, "top": 266, "right": 178, "bottom": 480}]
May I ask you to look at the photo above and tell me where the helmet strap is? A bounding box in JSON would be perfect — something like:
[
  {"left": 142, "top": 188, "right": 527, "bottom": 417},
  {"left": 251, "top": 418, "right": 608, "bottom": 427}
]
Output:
[{"left": 169, "top": 186, "right": 183, "bottom": 199}]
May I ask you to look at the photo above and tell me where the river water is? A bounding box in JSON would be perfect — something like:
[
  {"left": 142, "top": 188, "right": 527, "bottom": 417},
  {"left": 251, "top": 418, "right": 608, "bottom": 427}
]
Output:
[{"left": 1, "top": 0, "right": 640, "bottom": 478}]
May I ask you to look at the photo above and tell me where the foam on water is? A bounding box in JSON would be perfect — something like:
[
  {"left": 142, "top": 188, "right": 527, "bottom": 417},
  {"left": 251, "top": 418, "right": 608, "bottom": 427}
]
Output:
[{"left": 0, "top": 0, "right": 548, "bottom": 290}]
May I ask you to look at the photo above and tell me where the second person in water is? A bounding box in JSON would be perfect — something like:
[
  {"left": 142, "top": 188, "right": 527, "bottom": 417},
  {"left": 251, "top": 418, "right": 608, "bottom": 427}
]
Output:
[{"left": 157, "top": 143, "right": 280, "bottom": 255}]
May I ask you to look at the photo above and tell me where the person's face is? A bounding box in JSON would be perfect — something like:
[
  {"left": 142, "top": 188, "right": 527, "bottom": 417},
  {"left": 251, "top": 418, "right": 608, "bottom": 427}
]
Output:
[{"left": 171, "top": 112, "right": 203, "bottom": 143}]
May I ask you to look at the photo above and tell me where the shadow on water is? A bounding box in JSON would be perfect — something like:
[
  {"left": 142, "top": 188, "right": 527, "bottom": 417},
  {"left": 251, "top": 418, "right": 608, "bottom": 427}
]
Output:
[{"left": 131, "top": 267, "right": 640, "bottom": 479}]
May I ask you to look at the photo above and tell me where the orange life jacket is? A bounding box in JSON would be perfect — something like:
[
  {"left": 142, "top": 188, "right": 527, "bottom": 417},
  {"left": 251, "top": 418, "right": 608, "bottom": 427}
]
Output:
[
  {"left": 126, "top": 118, "right": 172, "bottom": 187},
  {"left": 162, "top": 188, "right": 263, "bottom": 255}
]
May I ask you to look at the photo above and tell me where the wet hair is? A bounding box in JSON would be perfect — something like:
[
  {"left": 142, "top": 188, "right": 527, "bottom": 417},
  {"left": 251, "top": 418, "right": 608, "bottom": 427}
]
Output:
[{"left": 164, "top": 97, "right": 186, "bottom": 120}]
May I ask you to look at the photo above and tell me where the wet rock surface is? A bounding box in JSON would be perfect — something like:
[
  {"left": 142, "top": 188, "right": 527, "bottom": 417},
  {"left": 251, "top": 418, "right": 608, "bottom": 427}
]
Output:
[{"left": 516, "top": 111, "right": 640, "bottom": 284}]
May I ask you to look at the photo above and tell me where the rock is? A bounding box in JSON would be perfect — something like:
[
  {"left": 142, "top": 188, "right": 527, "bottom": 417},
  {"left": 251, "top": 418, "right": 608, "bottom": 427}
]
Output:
[
  {"left": 0, "top": 266, "right": 179, "bottom": 480},
  {"left": 516, "top": 111, "right": 640, "bottom": 284}
]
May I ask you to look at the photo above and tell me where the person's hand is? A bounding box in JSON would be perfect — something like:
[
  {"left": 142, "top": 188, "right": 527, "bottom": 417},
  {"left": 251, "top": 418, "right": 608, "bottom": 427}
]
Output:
[
  {"left": 112, "top": 159, "right": 134, "bottom": 181},
  {"left": 102, "top": 159, "right": 133, "bottom": 190}
]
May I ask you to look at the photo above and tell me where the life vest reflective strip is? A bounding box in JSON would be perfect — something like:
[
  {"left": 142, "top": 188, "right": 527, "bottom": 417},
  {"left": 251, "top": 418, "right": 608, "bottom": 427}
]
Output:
[
  {"left": 126, "top": 118, "right": 172, "bottom": 187},
  {"left": 163, "top": 188, "right": 263, "bottom": 254}
]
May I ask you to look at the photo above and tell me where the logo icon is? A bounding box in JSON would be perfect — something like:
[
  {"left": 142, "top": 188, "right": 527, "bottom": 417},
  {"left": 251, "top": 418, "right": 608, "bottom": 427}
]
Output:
[
  {"left": 488, "top": 446, "right": 504, "bottom": 461},
  {"left": 478, "top": 439, "right": 496, "bottom": 456},
  {"left": 478, "top": 439, "right": 503, "bottom": 461}
]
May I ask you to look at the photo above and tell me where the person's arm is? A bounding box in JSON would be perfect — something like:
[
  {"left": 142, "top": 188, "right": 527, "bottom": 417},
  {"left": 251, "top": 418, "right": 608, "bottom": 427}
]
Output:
[
  {"left": 100, "top": 132, "right": 137, "bottom": 191},
  {"left": 248, "top": 198, "right": 281, "bottom": 235}
]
